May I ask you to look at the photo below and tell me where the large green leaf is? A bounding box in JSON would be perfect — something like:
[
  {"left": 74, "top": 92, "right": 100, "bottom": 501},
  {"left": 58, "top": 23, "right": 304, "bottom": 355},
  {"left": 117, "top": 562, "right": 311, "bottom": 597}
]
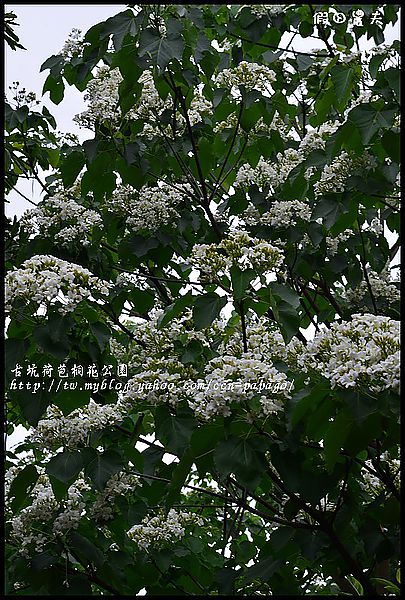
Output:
[
  {"left": 348, "top": 104, "right": 396, "bottom": 144},
  {"left": 158, "top": 292, "right": 193, "bottom": 329},
  {"left": 139, "top": 28, "right": 184, "bottom": 72},
  {"left": 192, "top": 292, "right": 227, "bottom": 330},
  {"left": 214, "top": 436, "right": 267, "bottom": 489},
  {"left": 9, "top": 464, "right": 39, "bottom": 512},
  {"left": 155, "top": 405, "right": 197, "bottom": 455},
  {"left": 46, "top": 451, "right": 84, "bottom": 484},
  {"left": 331, "top": 64, "right": 356, "bottom": 110},
  {"left": 83, "top": 449, "right": 124, "bottom": 490},
  {"left": 323, "top": 409, "right": 352, "bottom": 472}
]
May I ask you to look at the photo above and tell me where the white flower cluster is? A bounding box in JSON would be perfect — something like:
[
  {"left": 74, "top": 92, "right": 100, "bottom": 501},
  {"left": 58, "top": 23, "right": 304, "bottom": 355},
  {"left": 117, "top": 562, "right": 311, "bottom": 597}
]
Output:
[
  {"left": 20, "top": 190, "right": 102, "bottom": 247},
  {"left": 9, "top": 472, "right": 89, "bottom": 557},
  {"left": 133, "top": 69, "right": 168, "bottom": 121},
  {"left": 360, "top": 453, "right": 400, "bottom": 496},
  {"left": 235, "top": 5, "right": 287, "bottom": 17},
  {"left": 216, "top": 61, "right": 276, "bottom": 94},
  {"left": 127, "top": 509, "right": 202, "bottom": 550},
  {"left": 234, "top": 157, "right": 280, "bottom": 189},
  {"left": 188, "top": 354, "right": 289, "bottom": 420},
  {"left": 126, "top": 183, "right": 188, "bottom": 231},
  {"left": 191, "top": 230, "right": 284, "bottom": 278},
  {"left": 31, "top": 400, "right": 125, "bottom": 449},
  {"left": 368, "top": 217, "right": 384, "bottom": 236},
  {"left": 214, "top": 112, "right": 289, "bottom": 142},
  {"left": 325, "top": 229, "right": 354, "bottom": 256},
  {"left": 5, "top": 255, "right": 111, "bottom": 314},
  {"left": 188, "top": 94, "right": 213, "bottom": 126},
  {"left": 10, "top": 474, "right": 57, "bottom": 557},
  {"left": 234, "top": 149, "right": 303, "bottom": 191},
  {"left": 325, "top": 216, "right": 383, "bottom": 256},
  {"left": 110, "top": 308, "right": 215, "bottom": 374},
  {"left": 60, "top": 28, "right": 88, "bottom": 60},
  {"left": 241, "top": 199, "right": 311, "bottom": 228},
  {"left": 106, "top": 181, "right": 193, "bottom": 232},
  {"left": 299, "top": 121, "right": 340, "bottom": 156},
  {"left": 287, "top": 314, "right": 400, "bottom": 393},
  {"left": 220, "top": 316, "right": 287, "bottom": 362},
  {"left": 121, "top": 356, "right": 197, "bottom": 408},
  {"left": 91, "top": 471, "right": 141, "bottom": 521},
  {"left": 253, "top": 5, "right": 286, "bottom": 16},
  {"left": 74, "top": 66, "right": 127, "bottom": 128},
  {"left": 344, "top": 266, "right": 400, "bottom": 310},
  {"left": 365, "top": 43, "right": 398, "bottom": 59},
  {"left": 53, "top": 478, "right": 90, "bottom": 534},
  {"left": 74, "top": 66, "right": 212, "bottom": 134},
  {"left": 314, "top": 151, "right": 377, "bottom": 197}
]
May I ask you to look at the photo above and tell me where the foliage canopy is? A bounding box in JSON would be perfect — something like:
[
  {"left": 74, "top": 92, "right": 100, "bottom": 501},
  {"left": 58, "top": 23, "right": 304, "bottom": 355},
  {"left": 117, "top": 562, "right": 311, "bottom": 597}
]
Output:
[{"left": 5, "top": 4, "right": 400, "bottom": 596}]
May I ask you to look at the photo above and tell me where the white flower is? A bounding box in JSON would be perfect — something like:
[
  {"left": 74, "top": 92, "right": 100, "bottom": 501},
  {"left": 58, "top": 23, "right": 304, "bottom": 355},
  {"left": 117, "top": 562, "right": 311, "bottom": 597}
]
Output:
[
  {"left": 234, "top": 149, "right": 303, "bottom": 191},
  {"left": 216, "top": 61, "right": 276, "bottom": 94},
  {"left": 92, "top": 471, "right": 141, "bottom": 521},
  {"left": 20, "top": 189, "right": 102, "bottom": 247},
  {"left": 60, "top": 28, "right": 88, "bottom": 60},
  {"left": 299, "top": 121, "right": 340, "bottom": 156},
  {"left": 188, "top": 354, "right": 289, "bottom": 421},
  {"left": 31, "top": 400, "right": 125, "bottom": 449},
  {"left": 127, "top": 509, "right": 201, "bottom": 550},
  {"left": 343, "top": 264, "right": 400, "bottom": 309},
  {"left": 287, "top": 314, "right": 400, "bottom": 393},
  {"left": 314, "top": 151, "right": 377, "bottom": 197},
  {"left": 74, "top": 66, "right": 212, "bottom": 135},
  {"left": 241, "top": 199, "right": 311, "bottom": 228},
  {"left": 105, "top": 181, "right": 193, "bottom": 233},
  {"left": 5, "top": 255, "right": 111, "bottom": 314},
  {"left": 190, "top": 230, "right": 284, "bottom": 278}
]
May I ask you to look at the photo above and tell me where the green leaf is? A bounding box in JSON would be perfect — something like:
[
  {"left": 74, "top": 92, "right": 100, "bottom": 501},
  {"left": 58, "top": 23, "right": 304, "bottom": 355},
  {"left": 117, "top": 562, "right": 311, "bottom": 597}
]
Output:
[
  {"left": 155, "top": 405, "right": 197, "bottom": 455},
  {"left": 215, "top": 567, "right": 238, "bottom": 594},
  {"left": 312, "top": 198, "right": 344, "bottom": 229},
  {"left": 5, "top": 338, "right": 28, "bottom": 382},
  {"left": 33, "top": 314, "right": 73, "bottom": 360},
  {"left": 139, "top": 28, "right": 184, "bottom": 72},
  {"left": 164, "top": 448, "right": 194, "bottom": 508},
  {"left": 90, "top": 322, "right": 111, "bottom": 352},
  {"left": 369, "top": 54, "right": 385, "bottom": 79},
  {"left": 40, "top": 54, "right": 64, "bottom": 72},
  {"left": 299, "top": 20, "right": 313, "bottom": 39},
  {"left": 214, "top": 436, "right": 267, "bottom": 489},
  {"left": 190, "top": 423, "right": 224, "bottom": 475},
  {"left": 288, "top": 385, "right": 330, "bottom": 430},
  {"left": 269, "top": 283, "right": 300, "bottom": 309},
  {"left": 46, "top": 451, "right": 84, "bottom": 484},
  {"left": 158, "top": 292, "right": 193, "bottom": 329},
  {"left": 230, "top": 265, "right": 255, "bottom": 300},
  {"left": 9, "top": 464, "right": 39, "bottom": 511},
  {"left": 296, "top": 53, "right": 314, "bottom": 71},
  {"left": 243, "top": 557, "right": 283, "bottom": 584},
  {"left": 259, "top": 284, "right": 300, "bottom": 342},
  {"left": 192, "top": 293, "right": 227, "bottom": 330},
  {"left": 383, "top": 67, "right": 400, "bottom": 101},
  {"left": 331, "top": 65, "right": 356, "bottom": 110},
  {"left": 240, "top": 102, "right": 262, "bottom": 132},
  {"left": 348, "top": 104, "right": 396, "bottom": 144},
  {"left": 83, "top": 449, "right": 124, "bottom": 490},
  {"left": 381, "top": 130, "right": 400, "bottom": 163},
  {"left": 42, "top": 73, "right": 64, "bottom": 104},
  {"left": 60, "top": 150, "right": 85, "bottom": 187},
  {"left": 101, "top": 9, "right": 138, "bottom": 50},
  {"left": 68, "top": 532, "right": 105, "bottom": 568},
  {"left": 323, "top": 410, "right": 352, "bottom": 472}
]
